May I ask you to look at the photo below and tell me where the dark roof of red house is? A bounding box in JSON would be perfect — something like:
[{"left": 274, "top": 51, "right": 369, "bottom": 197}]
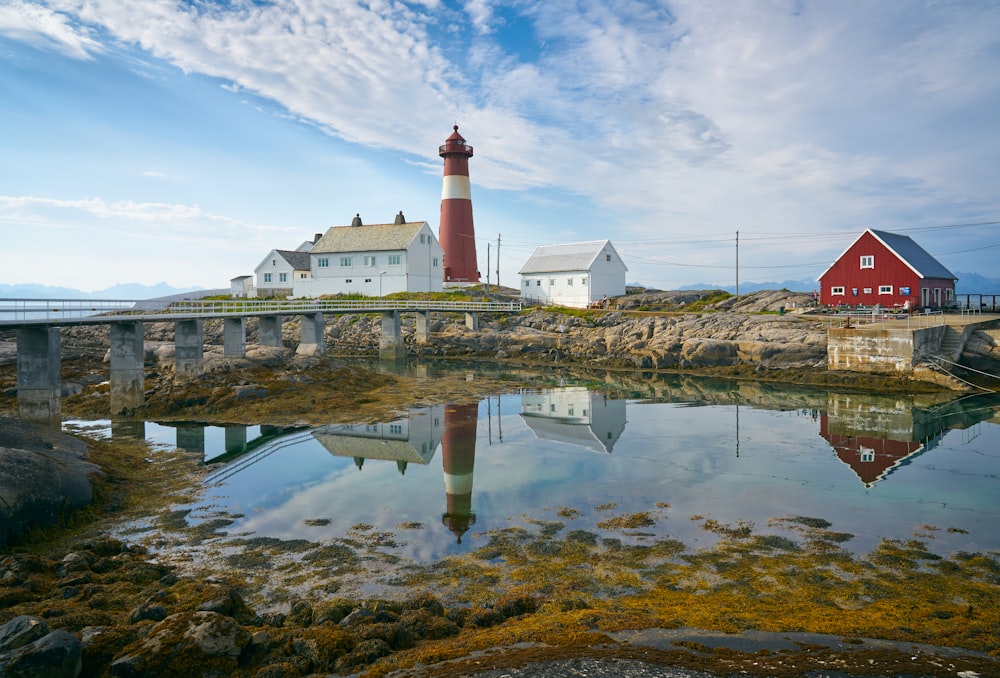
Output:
[{"left": 819, "top": 228, "right": 957, "bottom": 281}]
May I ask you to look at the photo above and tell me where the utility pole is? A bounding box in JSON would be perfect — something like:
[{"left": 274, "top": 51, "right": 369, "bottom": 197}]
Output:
[
  {"left": 486, "top": 242, "right": 491, "bottom": 292},
  {"left": 496, "top": 234, "right": 501, "bottom": 289},
  {"left": 735, "top": 230, "right": 739, "bottom": 298}
]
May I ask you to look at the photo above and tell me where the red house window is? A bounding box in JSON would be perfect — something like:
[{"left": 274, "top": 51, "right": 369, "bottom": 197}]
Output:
[{"left": 860, "top": 255, "right": 874, "bottom": 269}]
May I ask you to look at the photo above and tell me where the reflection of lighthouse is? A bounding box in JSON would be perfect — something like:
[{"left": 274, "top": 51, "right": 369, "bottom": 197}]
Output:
[
  {"left": 438, "top": 126, "right": 480, "bottom": 283},
  {"left": 441, "top": 403, "right": 478, "bottom": 543}
]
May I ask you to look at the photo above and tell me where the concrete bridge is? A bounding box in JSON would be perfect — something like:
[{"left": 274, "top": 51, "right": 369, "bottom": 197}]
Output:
[{"left": 1, "top": 297, "right": 520, "bottom": 424}]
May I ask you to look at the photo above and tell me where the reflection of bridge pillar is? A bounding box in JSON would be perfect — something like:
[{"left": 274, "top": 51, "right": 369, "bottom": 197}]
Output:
[
  {"left": 414, "top": 311, "right": 431, "bottom": 344},
  {"left": 225, "top": 425, "right": 247, "bottom": 454},
  {"left": 297, "top": 313, "right": 325, "bottom": 356},
  {"left": 15, "top": 326, "right": 61, "bottom": 426},
  {"left": 174, "top": 319, "right": 204, "bottom": 376},
  {"left": 258, "top": 316, "right": 284, "bottom": 347},
  {"left": 441, "top": 403, "right": 478, "bottom": 543},
  {"left": 223, "top": 317, "right": 246, "bottom": 357},
  {"left": 380, "top": 311, "right": 405, "bottom": 361},
  {"left": 175, "top": 424, "right": 205, "bottom": 455},
  {"left": 111, "top": 417, "right": 146, "bottom": 440},
  {"left": 109, "top": 321, "right": 145, "bottom": 413},
  {"left": 465, "top": 312, "right": 479, "bottom": 330}
]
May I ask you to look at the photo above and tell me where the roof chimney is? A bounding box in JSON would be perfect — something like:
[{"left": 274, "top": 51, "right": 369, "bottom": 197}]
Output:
[
  {"left": 351, "top": 213, "right": 362, "bottom": 227},
  {"left": 394, "top": 211, "right": 406, "bottom": 225},
  {"left": 314, "top": 233, "right": 322, "bottom": 243}
]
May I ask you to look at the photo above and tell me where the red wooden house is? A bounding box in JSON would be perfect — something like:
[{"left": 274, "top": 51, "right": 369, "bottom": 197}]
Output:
[{"left": 817, "top": 229, "right": 957, "bottom": 310}]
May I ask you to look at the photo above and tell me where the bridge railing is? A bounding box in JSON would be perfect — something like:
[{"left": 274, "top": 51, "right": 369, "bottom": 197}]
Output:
[{"left": 0, "top": 298, "right": 140, "bottom": 322}]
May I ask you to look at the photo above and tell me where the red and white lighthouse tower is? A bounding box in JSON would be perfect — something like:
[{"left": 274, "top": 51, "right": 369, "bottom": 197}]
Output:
[{"left": 438, "top": 126, "right": 480, "bottom": 283}]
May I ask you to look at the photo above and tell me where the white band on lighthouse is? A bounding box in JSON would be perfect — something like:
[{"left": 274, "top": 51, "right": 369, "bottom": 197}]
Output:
[
  {"left": 443, "top": 472, "right": 474, "bottom": 494},
  {"left": 441, "top": 175, "right": 472, "bottom": 201}
]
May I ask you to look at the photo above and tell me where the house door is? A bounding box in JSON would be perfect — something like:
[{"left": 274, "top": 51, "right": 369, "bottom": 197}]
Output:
[
  {"left": 933, "top": 288, "right": 941, "bottom": 307},
  {"left": 921, "top": 287, "right": 929, "bottom": 307}
]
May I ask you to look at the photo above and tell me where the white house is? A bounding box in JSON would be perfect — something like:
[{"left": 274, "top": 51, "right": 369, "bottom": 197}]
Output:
[
  {"left": 518, "top": 240, "right": 627, "bottom": 308},
  {"left": 294, "top": 213, "right": 444, "bottom": 298},
  {"left": 519, "top": 387, "right": 627, "bottom": 454},
  {"left": 254, "top": 249, "right": 312, "bottom": 298}
]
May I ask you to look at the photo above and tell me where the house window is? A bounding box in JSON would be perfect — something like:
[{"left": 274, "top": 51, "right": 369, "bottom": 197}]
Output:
[
  {"left": 550, "top": 404, "right": 556, "bottom": 412},
  {"left": 524, "top": 279, "right": 530, "bottom": 287},
  {"left": 389, "top": 424, "right": 403, "bottom": 435},
  {"left": 536, "top": 279, "right": 541, "bottom": 286},
  {"left": 606, "top": 254, "right": 611, "bottom": 262},
  {"left": 263, "top": 273, "right": 272, "bottom": 283},
  {"left": 433, "top": 257, "right": 439, "bottom": 267},
  {"left": 340, "top": 257, "right": 352, "bottom": 267},
  {"left": 549, "top": 279, "right": 556, "bottom": 286},
  {"left": 946, "top": 289, "right": 954, "bottom": 302},
  {"left": 861, "top": 448, "right": 875, "bottom": 463},
  {"left": 567, "top": 278, "right": 573, "bottom": 286},
  {"left": 364, "top": 278, "right": 371, "bottom": 283},
  {"left": 364, "top": 255, "right": 376, "bottom": 267},
  {"left": 582, "top": 277, "right": 587, "bottom": 285},
  {"left": 831, "top": 286, "right": 845, "bottom": 295},
  {"left": 299, "top": 272, "right": 307, "bottom": 279},
  {"left": 318, "top": 258, "right": 329, "bottom": 268},
  {"left": 852, "top": 288, "right": 858, "bottom": 296},
  {"left": 279, "top": 273, "right": 287, "bottom": 283},
  {"left": 419, "top": 234, "right": 426, "bottom": 244},
  {"left": 860, "top": 255, "right": 874, "bottom": 269},
  {"left": 879, "top": 285, "right": 893, "bottom": 295},
  {"left": 863, "top": 287, "right": 872, "bottom": 294},
  {"left": 345, "top": 278, "right": 352, "bottom": 283},
  {"left": 388, "top": 254, "right": 401, "bottom": 266}
]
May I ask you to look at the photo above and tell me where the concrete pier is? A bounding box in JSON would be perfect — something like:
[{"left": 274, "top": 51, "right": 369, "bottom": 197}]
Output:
[
  {"left": 109, "top": 321, "right": 145, "bottom": 413},
  {"left": 16, "top": 326, "right": 61, "bottom": 426},
  {"left": 175, "top": 319, "right": 204, "bottom": 376},
  {"left": 465, "top": 312, "right": 479, "bottom": 331},
  {"left": 414, "top": 311, "right": 431, "bottom": 344},
  {"left": 224, "top": 317, "right": 246, "bottom": 357},
  {"left": 225, "top": 425, "right": 247, "bottom": 454},
  {"left": 297, "top": 313, "right": 325, "bottom": 356},
  {"left": 380, "top": 310, "right": 406, "bottom": 361},
  {"left": 258, "top": 316, "right": 284, "bottom": 347},
  {"left": 175, "top": 424, "right": 205, "bottom": 455}
]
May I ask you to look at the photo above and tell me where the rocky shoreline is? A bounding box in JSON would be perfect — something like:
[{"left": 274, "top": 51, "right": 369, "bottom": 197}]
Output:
[{"left": 2, "top": 290, "right": 999, "bottom": 676}]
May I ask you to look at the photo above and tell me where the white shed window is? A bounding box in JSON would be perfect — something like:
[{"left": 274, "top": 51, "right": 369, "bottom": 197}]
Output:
[
  {"left": 831, "top": 286, "right": 845, "bottom": 295},
  {"left": 860, "top": 255, "right": 874, "bottom": 269},
  {"left": 340, "top": 257, "right": 352, "bottom": 267},
  {"left": 879, "top": 285, "right": 893, "bottom": 295}
]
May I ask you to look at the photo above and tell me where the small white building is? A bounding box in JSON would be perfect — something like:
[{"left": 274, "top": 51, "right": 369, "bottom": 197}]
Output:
[
  {"left": 294, "top": 213, "right": 444, "bottom": 298},
  {"left": 254, "top": 249, "right": 312, "bottom": 298},
  {"left": 518, "top": 240, "right": 627, "bottom": 308},
  {"left": 230, "top": 275, "right": 254, "bottom": 298}
]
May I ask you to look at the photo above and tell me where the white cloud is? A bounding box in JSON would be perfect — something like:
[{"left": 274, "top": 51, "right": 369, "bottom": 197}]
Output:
[{"left": 0, "top": 0, "right": 102, "bottom": 59}]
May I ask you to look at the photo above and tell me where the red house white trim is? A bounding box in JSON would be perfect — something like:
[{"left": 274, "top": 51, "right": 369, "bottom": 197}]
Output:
[{"left": 817, "top": 229, "right": 957, "bottom": 309}]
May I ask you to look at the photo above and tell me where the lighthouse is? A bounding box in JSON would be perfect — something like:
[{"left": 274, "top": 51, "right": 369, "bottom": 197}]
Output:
[
  {"left": 438, "top": 126, "right": 480, "bottom": 283},
  {"left": 441, "top": 403, "right": 478, "bottom": 543}
]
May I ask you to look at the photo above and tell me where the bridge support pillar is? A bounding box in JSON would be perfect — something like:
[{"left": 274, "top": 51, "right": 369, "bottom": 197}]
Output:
[
  {"left": 109, "top": 321, "right": 145, "bottom": 413},
  {"left": 258, "top": 316, "right": 284, "bottom": 347},
  {"left": 225, "top": 425, "right": 247, "bottom": 454},
  {"left": 380, "top": 311, "right": 406, "bottom": 361},
  {"left": 224, "top": 317, "right": 246, "bottom": 357},
  {"left": 16, "top": 326, "right": 61, "bottom": 426},
  {"left": 297, "top": 313, "right": 325, "bottom": 356},
  {"left": 465, "top": 312, "right": 479, "bottom": 331},
  {"left": 175, "top": 319, "right": 204, "bottom": 376},
  {"left": 414, "top": 311, "right": 431, "bottom": 344},
  {"left": 175, "top": 424, "right": 205, "bottom": 455}
]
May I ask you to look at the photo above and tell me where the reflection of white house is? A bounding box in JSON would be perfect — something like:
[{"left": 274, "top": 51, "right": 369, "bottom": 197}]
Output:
[
  {"left": 520, "top": 387, "right": 627, "bottom": 453},
  {"left": 294, "top": 213, "right": 444, "bottom": 298},
  {"left": 255, "top": 249, "right": 312, "bottom": 298},
  {"left": 312, "top": 405, "right": 445, "bottom": 473},
  {"left": 518, "top": 240, "right": 627, "bottom": 308}
]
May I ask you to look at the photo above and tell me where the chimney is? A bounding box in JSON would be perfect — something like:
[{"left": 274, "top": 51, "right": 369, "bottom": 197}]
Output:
[
  {"left": 351, "top": 213, "right": 362, "bottom": 227},
  {"left": 394, "top": 211, "right": 406, "bottom": 225}
]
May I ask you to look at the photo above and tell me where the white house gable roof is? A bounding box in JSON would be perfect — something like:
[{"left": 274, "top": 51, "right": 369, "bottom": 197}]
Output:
[
  {"left": 818, "top": 229, "right": 956, "bottom": 281},
  {"left": 255, "top": 249, "right": 311, "bottom": 274},
  {"left": 518, "top": 240, "right": 625, "bottom": 274},
  {"left": 312, "top": 221, "right": 430, "bottom": 254}
]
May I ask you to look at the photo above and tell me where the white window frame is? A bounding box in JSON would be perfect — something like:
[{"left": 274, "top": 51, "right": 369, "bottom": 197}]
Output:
[
  {"left": 432, "top": 257, "right": 439, "bottom": 267},
  {"left": 364, "top": 255, "right": 376, "bottom": 267},
  {"left": 279, "top": 272, "right": 287, "bottom": 283},
  {"left": 388, "top": 254, "right": 401, "bottom": 266},
  {"left": 879, "top": 285, "right": 893, "bottom": 295},
  {"left": 263, "top": 273, "right": 272, "bottom": 283},
  {"left": 317, "top": 258, "right": 329, "bottom": 268},
  {"left": 340, "top": 257, "right": 352, "bottom": 267},
  {"left": 863, "top": 287, "right": 872, "bottom": 294},
  {"left": 860, "top": 255, "right": 874, "bottom": 269},
  {"left": 567, "top": 278, "right": 573, "bottom": 286},
  {"left": 831, "top": 286, "right": 845, "bottom": 295}
]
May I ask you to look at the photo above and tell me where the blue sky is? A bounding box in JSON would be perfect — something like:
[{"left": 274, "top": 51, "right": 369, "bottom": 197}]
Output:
[{"left": 1, "top": 0, "right": 999, "bottom": 293}]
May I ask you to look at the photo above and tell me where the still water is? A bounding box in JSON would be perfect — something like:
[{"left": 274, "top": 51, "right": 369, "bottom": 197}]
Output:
[{"left": 67, "top": 375, "right": 1000, "bottom": 563}]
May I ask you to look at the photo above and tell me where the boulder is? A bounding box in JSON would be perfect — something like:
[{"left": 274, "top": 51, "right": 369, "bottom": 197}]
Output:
[{"left": 0, "top": 629, "right": 82, "bottom": 678}]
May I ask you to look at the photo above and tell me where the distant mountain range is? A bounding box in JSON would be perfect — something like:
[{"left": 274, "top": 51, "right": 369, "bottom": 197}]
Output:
[
  {"left": 659, "top": 271, "right": 1000, "bottom": 295},
  {"left": 0, "top": 282, "right": 210, "bottom": 300}
]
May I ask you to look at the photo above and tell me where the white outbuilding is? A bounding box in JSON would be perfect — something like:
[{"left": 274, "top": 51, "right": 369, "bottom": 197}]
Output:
[
  {"left": 518, "top": 240, "right": 627, "bottom": 308},
  {"left": 293, "top": 213, "right": 444, "bottom": 298},
  {"left": 254, "top": 249, "right": 312, "bottom": 298}
]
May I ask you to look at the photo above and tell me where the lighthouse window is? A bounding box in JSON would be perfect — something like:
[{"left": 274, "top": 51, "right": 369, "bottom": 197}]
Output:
[
  {"left": 340, "top": 257, "right": 352, "bottom": 267},
  {"left": 388, "top": 255, "right": 401, "bottom": 266}
]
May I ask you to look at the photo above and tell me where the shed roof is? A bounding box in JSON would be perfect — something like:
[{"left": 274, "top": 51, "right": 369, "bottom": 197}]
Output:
[
  {"left": 818, "top": 229, "right": 957, "bottom": 281},
  {"left": 518, "top": 240, "right": 625, "bottom": 274},
  {"left": 312, "top": 221, "right": 430, "bottom": 254}
]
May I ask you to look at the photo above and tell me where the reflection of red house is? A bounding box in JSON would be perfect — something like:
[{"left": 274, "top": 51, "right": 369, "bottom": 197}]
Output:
[
  {"left": 819, "top": 413, "right": 926, "bottom": 487},
  {"left": 818, "top": 229, "right": 956, "bottom": 310}
]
